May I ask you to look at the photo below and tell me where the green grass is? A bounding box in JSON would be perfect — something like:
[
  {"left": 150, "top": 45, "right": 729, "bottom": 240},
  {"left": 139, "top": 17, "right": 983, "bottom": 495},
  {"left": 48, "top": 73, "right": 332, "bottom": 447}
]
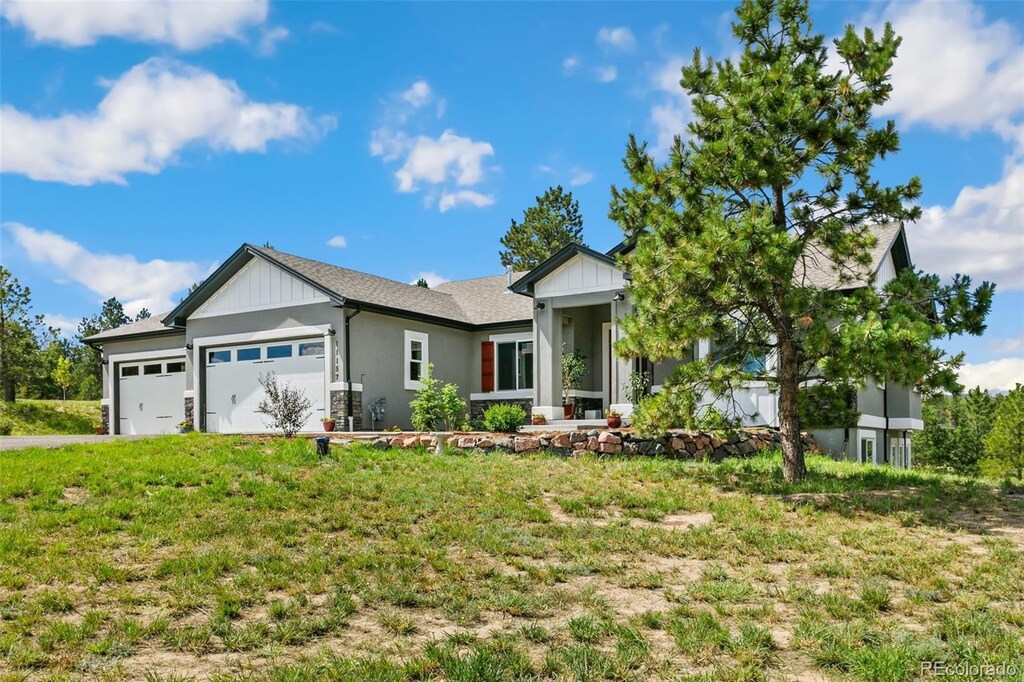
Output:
[
  {"left": 0, "top": 435, "right": 1021, "bottom": 680},
  {"left": 0, "top": 399, "right": 100, "bottom": 435}
]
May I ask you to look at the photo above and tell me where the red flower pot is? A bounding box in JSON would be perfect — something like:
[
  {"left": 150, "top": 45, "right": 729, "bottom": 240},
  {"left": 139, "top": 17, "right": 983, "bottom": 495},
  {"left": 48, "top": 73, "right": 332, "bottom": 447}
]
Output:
[
  {"left": 322, "top": 420, "right": 335, "bottom": 432},
  {"left": 563, "top": 404, "right": 574, "bottom": 419},
  {"left": 606, "top": 417, "right": 622, "bottom": 429}
]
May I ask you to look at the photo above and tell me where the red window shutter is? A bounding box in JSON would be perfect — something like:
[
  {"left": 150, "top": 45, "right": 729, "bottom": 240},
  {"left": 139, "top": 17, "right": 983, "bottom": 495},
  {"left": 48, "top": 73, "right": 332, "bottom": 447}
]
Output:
[{"left": 481, "top": 341, "right": 495, "bottom": 392}]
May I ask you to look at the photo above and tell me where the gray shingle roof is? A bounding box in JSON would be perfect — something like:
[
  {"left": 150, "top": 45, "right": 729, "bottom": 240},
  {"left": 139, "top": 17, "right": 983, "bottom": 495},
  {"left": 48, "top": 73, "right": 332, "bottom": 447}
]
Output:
[
  {"left": 84, "top": 313, "right": 178, "bottom": 343},
  {"left": 795, "top": 222, "right": 904, "bottom": 290},
  {"left": 433, "top": 272, "right": 533, "bottom": 326}
]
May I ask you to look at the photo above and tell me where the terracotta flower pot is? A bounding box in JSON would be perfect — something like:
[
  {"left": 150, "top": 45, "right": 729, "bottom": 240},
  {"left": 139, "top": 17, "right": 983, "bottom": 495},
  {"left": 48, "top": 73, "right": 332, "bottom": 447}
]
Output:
[
  {"left": 531, "top": 417, "right": 546, "bottom": 426},
  {"left": 563, "top": 404, "right": 574, "bottom": 420},
  {"left": 322, "top": 420, "right": 335, "bottom": 432},
  {"left": 606, "top": 417, "right": 622, "bottom": 428}
]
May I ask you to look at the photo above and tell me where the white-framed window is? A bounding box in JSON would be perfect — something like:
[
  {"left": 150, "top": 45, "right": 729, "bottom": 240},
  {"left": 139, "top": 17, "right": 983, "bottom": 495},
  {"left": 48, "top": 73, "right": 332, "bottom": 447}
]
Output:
[
  {"left": 859, "top": 432, "right": 876, "bottom": 465},
  {"left": 404, "top": 330, "right": 429, "bottom": 390},
  {"left": 496, "top": 339, "right": 534, "bottom": 391}
]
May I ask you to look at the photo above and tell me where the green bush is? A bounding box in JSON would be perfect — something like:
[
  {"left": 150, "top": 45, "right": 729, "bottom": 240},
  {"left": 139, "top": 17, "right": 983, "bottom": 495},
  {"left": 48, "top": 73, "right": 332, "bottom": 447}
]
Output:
[
  {"left": 481, "top": 403, "right": 526, "bottom": 433},
  {"left": 0, "top": 418, "right": 12, "bottom": 436},
  {"left": 410, "top": 363, "right": 468, "bottom": 431}
]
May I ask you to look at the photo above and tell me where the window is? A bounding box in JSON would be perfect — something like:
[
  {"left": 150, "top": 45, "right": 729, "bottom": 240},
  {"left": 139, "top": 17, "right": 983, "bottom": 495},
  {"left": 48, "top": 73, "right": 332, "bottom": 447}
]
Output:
[
  {"left": 237, "top": 347, "right": 261, "bottom": 361},
  {"left": 299, "top": 341, "right": 324, "bottom": 357},
  {"left": 166, "top": 362, "right": 185, "bottom": 373},
  {"left": 496, "top": 339, "right": 533, "bottom": 391},
  {"left": 267, "top": 344, "right": 292, "bottom": 359},
  {"left": 859, "top": 435, "right": 875, "bottom": 464},
  {"left": 143, "top": 364, "right": 163, "bottom": 375},
  {"left": 404, "top": 330, "right": 429, "bottom": 390},
  {"left": 209, "top": 350, "right": 231, "bottom": 364},
  {"left": 121, "top": 365, "right": 139, "bottom": 377}
]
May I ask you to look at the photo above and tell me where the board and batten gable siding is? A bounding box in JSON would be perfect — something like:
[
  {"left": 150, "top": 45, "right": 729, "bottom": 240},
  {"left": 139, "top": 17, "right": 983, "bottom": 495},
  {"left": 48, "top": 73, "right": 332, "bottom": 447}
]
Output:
[
  {"left": 875, "top": 251, "right": 897, "bottom": 291},
  {"left": 534, "top": 253, "right": 626, "bottom": 298},
  {"left": 190, "top": 257, "right": 330, "bottom": 319}
]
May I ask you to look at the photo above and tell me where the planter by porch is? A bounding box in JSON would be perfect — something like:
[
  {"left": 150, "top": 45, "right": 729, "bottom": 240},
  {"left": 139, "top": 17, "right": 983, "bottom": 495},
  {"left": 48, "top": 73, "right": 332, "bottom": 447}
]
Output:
[
  {"left": 178, "top": 425, "right": 193, "bottom": 434},
  {"left": 563, "top": 404, "right": 574, "bottom": 419},
  {"left": 606, "top": 416, "right": 622, "bottom": 428},
  {"left": 322, "top": 419, "right": 336, "bottom": 432},
  {"left": 531, "top": 417, "right": 546, "bottom": 426}
]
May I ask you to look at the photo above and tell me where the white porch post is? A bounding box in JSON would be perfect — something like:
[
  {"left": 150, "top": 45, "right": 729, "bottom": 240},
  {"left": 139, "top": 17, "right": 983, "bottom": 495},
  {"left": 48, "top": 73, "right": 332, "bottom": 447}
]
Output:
[
  {"left": 534, "top": 299, "right": 563, "bottom": 420},
  {"left": 610, "top": 297, "right": 635, "bottom": 416}
]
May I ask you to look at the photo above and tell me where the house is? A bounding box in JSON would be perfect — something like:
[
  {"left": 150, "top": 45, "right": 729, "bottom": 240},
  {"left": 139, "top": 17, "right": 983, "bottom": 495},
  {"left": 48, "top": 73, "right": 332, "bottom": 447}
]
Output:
[{"left": 86, "top": 222, "right": 922, "bottom": 467}]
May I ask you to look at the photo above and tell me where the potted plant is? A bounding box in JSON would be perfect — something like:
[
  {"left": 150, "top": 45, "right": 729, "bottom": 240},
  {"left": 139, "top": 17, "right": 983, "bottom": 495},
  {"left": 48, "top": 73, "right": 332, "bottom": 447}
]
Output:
[
  {"left": 606, "top": 409, "right": 622, "bottom": 429},
  {"left": 561, "top": 345, "right": 587, "bottom": 420},
  {"left": 94, "top": 424, "right": 108, "bottom": 435},
  {"left": 531, "top": 413, "right": 546, "bottom": 426},
  {"left": 177, "top": 420, "right": 193, "bottom": 434},
  {"left": 321, "top": 416, "right": 336, "bottom": 432}
]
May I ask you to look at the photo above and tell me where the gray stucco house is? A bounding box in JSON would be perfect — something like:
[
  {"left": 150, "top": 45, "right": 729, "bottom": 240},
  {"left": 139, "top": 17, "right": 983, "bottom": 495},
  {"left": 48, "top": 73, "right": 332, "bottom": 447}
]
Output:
[{"left": 86, "top": 222, "right": 922, "bottom": 468}]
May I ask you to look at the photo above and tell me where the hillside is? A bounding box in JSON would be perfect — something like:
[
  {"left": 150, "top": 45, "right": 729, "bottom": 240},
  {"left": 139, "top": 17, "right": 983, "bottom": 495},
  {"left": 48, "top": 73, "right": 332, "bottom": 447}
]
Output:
[
  {"left": 0, "top": 399, "right": 100, "bottom": 435},
  {"left": 0, "top": 437, "right": 1020, "bottom": 680}
]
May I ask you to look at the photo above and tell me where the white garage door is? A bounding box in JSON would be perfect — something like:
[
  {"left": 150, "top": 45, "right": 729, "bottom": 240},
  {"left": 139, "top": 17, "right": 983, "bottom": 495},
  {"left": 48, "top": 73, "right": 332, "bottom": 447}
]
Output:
[
  {"left": 118, "top": 359, "right": 187, "bottom": 435},
  {"left": 204, "top": 338, "right": 326, "bottom": 434}
]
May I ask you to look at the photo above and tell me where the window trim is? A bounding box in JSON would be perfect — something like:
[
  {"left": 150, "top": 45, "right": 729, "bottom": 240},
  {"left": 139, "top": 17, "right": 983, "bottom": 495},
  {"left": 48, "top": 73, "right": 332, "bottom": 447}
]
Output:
[
  {"left": 404, "top": 330, "right": 429, "bottom": 390},
  {"left": 488, "top": 332, "right": 533, "bottom": 393},
  {"left": 858, "top": 431, "right": 877, "bottom": 465},
  {"left": 495, "top": 338, "right": 533, "bottom": 392}
]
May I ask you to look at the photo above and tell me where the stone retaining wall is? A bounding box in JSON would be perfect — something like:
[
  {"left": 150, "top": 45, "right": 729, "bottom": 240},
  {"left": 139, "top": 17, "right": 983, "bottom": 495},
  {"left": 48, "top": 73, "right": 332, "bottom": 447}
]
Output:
[{"left": 348, "top": 427, "right": 817, "bottom": 461}]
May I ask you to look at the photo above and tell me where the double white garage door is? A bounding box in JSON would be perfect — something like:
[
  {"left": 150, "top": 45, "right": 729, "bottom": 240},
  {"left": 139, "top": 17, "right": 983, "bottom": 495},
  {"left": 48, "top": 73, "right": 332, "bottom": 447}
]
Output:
[{"left": 204, "top": 338, "right": 326, "bottom": 434}]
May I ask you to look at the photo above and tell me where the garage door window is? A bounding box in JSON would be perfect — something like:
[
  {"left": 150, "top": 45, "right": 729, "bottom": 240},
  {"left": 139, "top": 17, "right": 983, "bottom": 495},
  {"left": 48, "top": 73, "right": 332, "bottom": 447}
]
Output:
[
  {"left": 267, "top": 344, "right": 292, "bottom": 359},
  {"left": 237, "top": 348, "right": 261, "bottom": 361},
  {"left": 167, "top": 362, "right": 185, "bottom": 373},
  {"left": 121, "top": 366, "right": 139, "bottom": 377},
  {"left": 299, "top": 342, "right": 324, "bottom": 357},
  {"left": 143, "top": 364, "right": 163, "bottom": 375},
  {"left": 209, "top": 350, "right": 231, "bottom": 364}
]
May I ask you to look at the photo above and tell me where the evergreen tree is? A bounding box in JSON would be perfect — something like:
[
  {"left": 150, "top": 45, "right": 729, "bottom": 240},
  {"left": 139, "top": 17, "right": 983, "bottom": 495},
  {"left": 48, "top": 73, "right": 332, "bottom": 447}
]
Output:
[
  {"left": 983, "top": 385, "right": 1024, "bottom": 481},
  {"left": 0, "top": 267, "right": 49, "bottom": 402},
  {"left": 416, "top": 278, "right": 429, "bottom": 289},
  {"left": 914, "top": 388, "right": 999, "bottom": 475},
  {"left": 75, "top": 298, "right": 132, "bottom": 400},
  {"left": 135, "top": 308, "right": 151, "bottom": 321},
  {"left": 609, "top": 0, "right": 992, "bottom": 481},
  {"left": 499, "top": 185, "right": 585, "bottom": 270}
]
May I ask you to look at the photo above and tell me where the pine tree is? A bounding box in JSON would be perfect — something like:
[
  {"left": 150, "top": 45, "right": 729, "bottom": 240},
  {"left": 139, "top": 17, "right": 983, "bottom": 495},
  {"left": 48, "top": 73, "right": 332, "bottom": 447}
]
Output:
[
  {"left": 0, "top": 267, "right": 48, "bottom": 402},
  {"left": 983, "top": 385, "right": 1024, "bottom": 481},
  {"left": 609, "top": 0, "right": 993, "bottom": 481},
  {"left": 416, "top": 278, "right": 429, "bottom": 289},
  {"left": 499, "top": 186, "right": 585, "bottom": 270}
]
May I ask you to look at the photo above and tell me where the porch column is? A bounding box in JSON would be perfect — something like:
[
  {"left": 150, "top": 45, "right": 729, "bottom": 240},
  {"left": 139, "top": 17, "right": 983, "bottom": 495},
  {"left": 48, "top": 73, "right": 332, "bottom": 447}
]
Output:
[
  {"left": 610, "top": 298, "right": 635, "bottom": 415},
  {"left": 534, "top": 299, "right": 563, "bottom": 420}
]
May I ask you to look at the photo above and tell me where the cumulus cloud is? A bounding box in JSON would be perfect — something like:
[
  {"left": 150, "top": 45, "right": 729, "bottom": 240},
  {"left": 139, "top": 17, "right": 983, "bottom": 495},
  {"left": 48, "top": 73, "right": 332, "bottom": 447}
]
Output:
[
  {"left": 989, "top": 333, "right": 1024, "bottom": 356},
  {"left": 595, "top": 66, "right": 618, "bottom": 83},
  {"left": 370, "top": 81, "right": 495, "bottom": 212},
  {"left": 439, "top": 190, "right": 495, "bottom": 213},
  {"left": 43, "top": 313, "right": 80, "bottom": 338},
  {"left": 257, "top": 25, "right": 289, "bottom": 56},
  {"left": 410, "top": 271, "right": 449, "bottom": 288},
  {"left": 0, "top": 58, "right": 335, "bottom": 186},
  {"left": 326, "top": 235, "right": 347, "bottom": 248},
  {"left": 648, "top": 57, "right": 692, "bottom": 158},
  {"left": 0, "top": 0, "right": 269, "bottom": 50},
  {"left": 6, "top": 223, "right": 208, "bottom": 316},
  {"left": 596, "top": 27, "right": 635, "bottom": 51},
  {"left": 958, "top": 358, "right": 1024, "bottom": 392}
]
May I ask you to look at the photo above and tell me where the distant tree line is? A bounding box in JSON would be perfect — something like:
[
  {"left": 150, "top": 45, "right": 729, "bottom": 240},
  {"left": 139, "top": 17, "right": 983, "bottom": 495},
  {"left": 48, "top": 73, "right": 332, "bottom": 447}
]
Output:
[{"left": 0, "top": 266, "right": 147, "bottom": 402}]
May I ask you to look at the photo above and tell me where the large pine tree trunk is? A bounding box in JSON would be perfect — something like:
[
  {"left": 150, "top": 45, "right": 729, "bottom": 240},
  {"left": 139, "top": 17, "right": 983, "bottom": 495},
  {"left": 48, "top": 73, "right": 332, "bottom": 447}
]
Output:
[{"left": 777, "top": 342, "right": 806, "bottom": 482}]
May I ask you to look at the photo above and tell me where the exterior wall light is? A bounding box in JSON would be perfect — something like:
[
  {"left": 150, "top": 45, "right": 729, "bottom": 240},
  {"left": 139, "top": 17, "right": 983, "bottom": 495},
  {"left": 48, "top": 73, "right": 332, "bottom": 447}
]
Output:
[{"left": 535, "top": 302, "right": 546, "bottom": 310}]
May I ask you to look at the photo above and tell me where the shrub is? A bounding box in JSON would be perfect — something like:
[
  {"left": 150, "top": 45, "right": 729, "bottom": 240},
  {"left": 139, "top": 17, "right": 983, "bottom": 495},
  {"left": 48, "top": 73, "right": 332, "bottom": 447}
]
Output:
[
  {"left": 481, "top": 403, "right": 526, "bottom": 433},
  {"left": 410, "top": 363, "right": 467, "bottom": 431},
  {"left": 256, "top": 372, "right": 312, "bottom": 437},
  {"left": 0, "top": 418, "right": 12, "bottom": 436}
]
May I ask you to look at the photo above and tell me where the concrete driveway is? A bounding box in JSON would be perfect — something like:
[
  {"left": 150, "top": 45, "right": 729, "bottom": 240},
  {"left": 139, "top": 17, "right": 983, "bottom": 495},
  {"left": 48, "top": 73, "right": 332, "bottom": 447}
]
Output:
[{"left": 0, "top": 435, "right": 157, "bottom": 451}]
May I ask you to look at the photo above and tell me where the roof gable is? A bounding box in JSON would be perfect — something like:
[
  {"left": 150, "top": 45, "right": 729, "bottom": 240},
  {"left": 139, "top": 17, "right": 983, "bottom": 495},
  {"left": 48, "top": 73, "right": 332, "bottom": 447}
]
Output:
[
  {"left": 190, "top": 256, "right": 331, "bottom": 319},
  {"left": 509, "top": 243, "right": 623, "bottom": 297}
]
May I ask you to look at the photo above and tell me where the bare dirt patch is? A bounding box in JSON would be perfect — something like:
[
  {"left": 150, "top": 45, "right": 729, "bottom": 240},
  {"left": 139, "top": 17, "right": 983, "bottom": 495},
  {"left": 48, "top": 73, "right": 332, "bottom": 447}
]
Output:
[
  {"left": 542, "top": 494, "right": 713, "bottom": 532},
  {"left": 61, "top": 486, "right": 90, "bottom": 504}
]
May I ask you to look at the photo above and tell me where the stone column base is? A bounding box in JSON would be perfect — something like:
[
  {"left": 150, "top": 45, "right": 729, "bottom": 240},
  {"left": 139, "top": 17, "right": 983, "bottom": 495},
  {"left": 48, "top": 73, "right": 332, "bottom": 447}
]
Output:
[{"left": 330, "top": 389, "right": 363, "bottom": 430}]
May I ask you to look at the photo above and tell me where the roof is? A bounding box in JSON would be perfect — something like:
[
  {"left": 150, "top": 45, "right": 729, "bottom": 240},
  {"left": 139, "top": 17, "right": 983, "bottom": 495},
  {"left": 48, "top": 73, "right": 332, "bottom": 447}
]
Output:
[
  {"left": 796, "top": 222, "right": 910, "bottom": 290},
  {"left": 87, "top": 244, "right": 534, "bottom": 343},
  {"left": 83, "top": 313, "right": 180, "bottom": 344},
  {"left": 509, "top": 242, "right": 620, "bottom": 296}
]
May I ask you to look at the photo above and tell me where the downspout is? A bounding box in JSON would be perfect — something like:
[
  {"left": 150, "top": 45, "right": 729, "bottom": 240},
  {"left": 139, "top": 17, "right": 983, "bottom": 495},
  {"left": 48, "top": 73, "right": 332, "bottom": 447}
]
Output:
[
  {"left": 344, "top": 307, "right": 362, "bottom": 427},
  {"left": 882, "top": 382, "right": 889, "bottom": 465}
]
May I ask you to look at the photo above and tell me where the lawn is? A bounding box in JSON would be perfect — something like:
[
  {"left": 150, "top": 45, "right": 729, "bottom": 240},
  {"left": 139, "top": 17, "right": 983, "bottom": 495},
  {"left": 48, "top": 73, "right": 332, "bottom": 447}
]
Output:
[
  {"left": 0, "top": 436, "right": 1021, "bottom": 681},
  {"left": 0, "top": 400, "right": 101, "bottom": 436}
]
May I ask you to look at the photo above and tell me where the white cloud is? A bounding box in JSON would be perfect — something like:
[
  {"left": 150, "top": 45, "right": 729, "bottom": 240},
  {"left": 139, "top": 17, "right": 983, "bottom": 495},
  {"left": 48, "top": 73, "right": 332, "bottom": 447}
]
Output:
[
  {"left": 989, "top": 333, "right": 1024, "bottom": 356},
  {"left": 6, "top": 223, "right": 207, "bottom": 316},
  {"left": 0, "top": 0, "right": 269, "bottom": 50},
  {"left": 43, "top": 313, "right": 80, "bottom": 338},
  {"left": 257, "top": 25, "right": 289, "bottom": 56},
  {"left": 595, "top": 66, "right": 618, "bottom": 83},
  {"left": 309, "top": 21, "right": 341, "bottom": 35},
  {"left": 402, "top": 80, "right": 433, "bottom": 108},
  {"left": 648, "top": 58, "right": 692, "bottom": 158},
  {"left": 562, "top": 56, "right": 581, "bottom": 76},
  {"left": 370, "top": 82, "right": 495, "bottom": 212},
  {"left": 569, "top": 167, "right": 594, "bottom": 186},
  {"left": 326, "top": 235, "right": 347, "bottom": 248},
  {"left": 958, "top": 357, "right": 1024, "bottom": 392},
  {"left": 596, "top": 27, "right": 635, "bottom": 51},
  {"left": 1, "top": 58, "right": 334, "bottom": 186},
  {"left": 874, "top": 1, "right": 1024, "bottom": 134},
  {"left": 410, "top": 271, "right": 449, "bottom": 288},
  {"left": 439, "top": 190, "right": 495, "bottom": 213},
  {"left": 909, "top": 159, "right": 1024, "bottom": 290}
]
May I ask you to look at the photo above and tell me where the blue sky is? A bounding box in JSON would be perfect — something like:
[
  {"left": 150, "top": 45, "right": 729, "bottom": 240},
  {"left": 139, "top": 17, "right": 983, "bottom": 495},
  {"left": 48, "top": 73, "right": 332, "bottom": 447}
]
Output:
[{"left": 1, "top": 0, "right": 1021, "bottom": 390}]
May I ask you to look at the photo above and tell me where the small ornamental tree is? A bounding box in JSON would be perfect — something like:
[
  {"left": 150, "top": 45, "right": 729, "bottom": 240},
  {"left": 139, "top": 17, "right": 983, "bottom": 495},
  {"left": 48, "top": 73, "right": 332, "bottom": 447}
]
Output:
[
  {"left": 409, "top": 363, "right": 468, "bottom": 431},
  {"left": 51, "top": 355, "right": 73, "bottom": 402},
  {"left": 499, "top": 185, "right": 585, "bottom": 270},
  {"left": 983, "top": 385, "right": 1024, "bottom": 482},
  {"left": 609, "top": 0, "right": 992, "bottom": 481},
  {"left": 256, "top": 372, "right": 312, "bottom": 437}
]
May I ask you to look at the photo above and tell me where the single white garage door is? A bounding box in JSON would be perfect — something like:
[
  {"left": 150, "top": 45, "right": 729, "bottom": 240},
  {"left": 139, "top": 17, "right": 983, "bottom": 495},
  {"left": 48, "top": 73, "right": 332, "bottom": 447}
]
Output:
[
  {"left": 118, "top": 359, "right": 187, "bottom": 435},
  {"left": 205, "top": 338, "right": 326, "bottom": 434}
]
